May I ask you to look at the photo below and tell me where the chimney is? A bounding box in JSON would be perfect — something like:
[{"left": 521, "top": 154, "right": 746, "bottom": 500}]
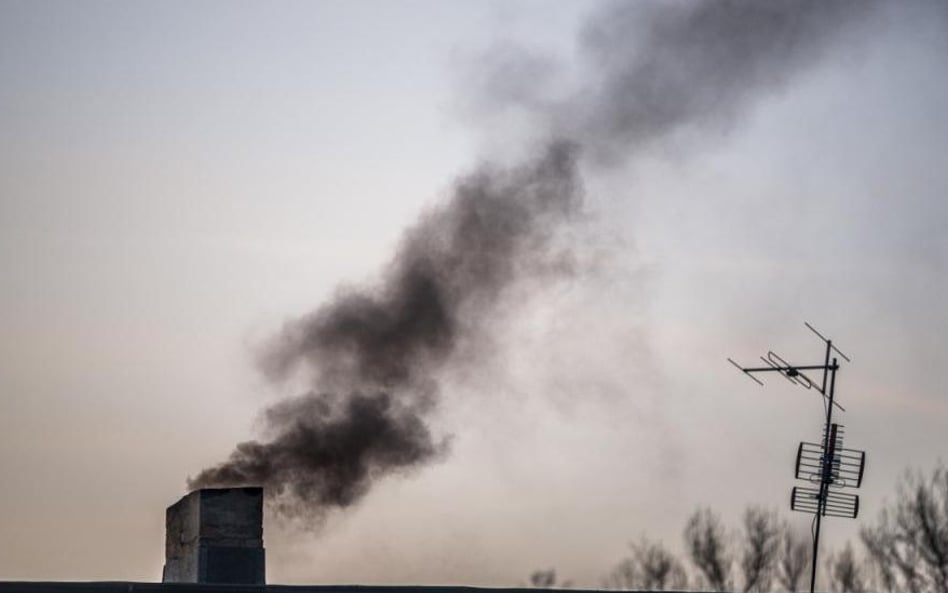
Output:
[{"left": 162, "top": 487, "right": 265, "bottom": 585}]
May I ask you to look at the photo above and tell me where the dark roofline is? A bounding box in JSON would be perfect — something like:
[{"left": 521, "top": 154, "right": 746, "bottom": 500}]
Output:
[{"left": 0, "top": 584, "right": 636, "bottom": 593}]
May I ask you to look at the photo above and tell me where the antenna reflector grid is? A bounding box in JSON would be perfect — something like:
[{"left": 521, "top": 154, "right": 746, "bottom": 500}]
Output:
[{"left": 791, "top": 486, "right": 859, "bottom": 519}]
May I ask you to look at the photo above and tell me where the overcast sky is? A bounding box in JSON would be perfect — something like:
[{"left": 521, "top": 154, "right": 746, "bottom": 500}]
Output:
[{"left": 1, "top": 0, "right": 947, "bottom": 587}]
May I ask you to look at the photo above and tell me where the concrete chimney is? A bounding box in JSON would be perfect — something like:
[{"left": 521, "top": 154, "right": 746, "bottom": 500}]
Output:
[{"left": 162, "top": 487, "right": 265, "bottom": 585}]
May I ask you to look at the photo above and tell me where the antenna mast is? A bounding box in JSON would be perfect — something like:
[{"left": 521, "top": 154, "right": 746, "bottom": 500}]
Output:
[{"left": 727, "top": 323, "right": 865, "bottom": 593}]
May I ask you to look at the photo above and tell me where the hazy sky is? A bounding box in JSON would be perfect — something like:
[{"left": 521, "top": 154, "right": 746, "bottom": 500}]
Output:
[{"left": 1, "top": 0, "right": 947, "bottom": 587}]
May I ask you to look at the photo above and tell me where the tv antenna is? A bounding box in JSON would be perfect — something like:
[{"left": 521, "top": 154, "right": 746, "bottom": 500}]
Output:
[{"left": 728, "top": 322, "right": 865, "bottom": 593}]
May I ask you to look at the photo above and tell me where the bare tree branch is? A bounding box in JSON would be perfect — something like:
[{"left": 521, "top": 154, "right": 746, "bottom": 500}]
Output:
[
  {"left": 741, "top": 506, "right": 781, "bottom": 592},
  {"left": 604, "top": 538, "right": 688, "bottom": 591},
  {"left": 776, "top": 522, "right": 810, "bottom": 592},
  {"left": 827, "top": 542, "right": 868, "bottom": 593},
  {"left": 685, "top": 507, "right": 732, "bottom": 592},
  {"left": 862, "top": 464, "right": 948, "bottom": 593}
]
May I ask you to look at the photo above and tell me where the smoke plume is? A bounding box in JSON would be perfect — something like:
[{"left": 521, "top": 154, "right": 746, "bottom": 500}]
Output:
[
  {"left": 189, "top": 141, "right": 582, "bottom": 515},
  {"left": 570, "top": 0, "right": 881, "bottom": 163},
  {"left": 190, "top": 0, "right": 883, "bottom": 520}
]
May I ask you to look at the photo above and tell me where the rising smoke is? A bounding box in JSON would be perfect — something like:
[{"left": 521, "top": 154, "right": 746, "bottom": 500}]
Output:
[
  {"left": 190, "top": 0, "right": 883, "bottom": 520},
  {"left": 189, "top": 141, "right": 583, "bottom": 515}
]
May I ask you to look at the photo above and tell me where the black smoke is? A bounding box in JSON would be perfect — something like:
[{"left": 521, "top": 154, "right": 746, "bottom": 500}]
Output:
[
  {"left": 190, "top": 0, "right": 883, "bottom": 520},
  {"left": 572, "top": 0, "right": 882, "bottom": 163},
  {"left": 189, "top": 141, "right": 582, "bottom": 516}
]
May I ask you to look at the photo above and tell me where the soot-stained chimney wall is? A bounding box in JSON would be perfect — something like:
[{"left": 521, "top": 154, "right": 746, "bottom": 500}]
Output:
[{"left": 162, "top": 487, "right": 265, "bottom": 585}]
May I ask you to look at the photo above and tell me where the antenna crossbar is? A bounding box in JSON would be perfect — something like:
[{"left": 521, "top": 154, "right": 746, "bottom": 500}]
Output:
[{"left": 738, "top": 364, "right": 836, "bottom": 372}]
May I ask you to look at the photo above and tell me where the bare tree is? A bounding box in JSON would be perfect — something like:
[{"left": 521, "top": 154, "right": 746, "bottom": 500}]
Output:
[
  {"left": 776, "top": 522, "right": 810, "bottom": 592},
  {"left": 530, "top": 569, "right": 557, "bottom": 588},
  {"left": 604, "top": 556, "right": 638, "bottom": 591},
  {"left": 827, "top": 542, "right": 867, "bottom": 593},
  {"left": 862, "top": 464, "right": 948, "bottom": 593},
  {"left": 604, "top": 538, "right": 689, "bottom": 591},
  {"left": 863, "top": 527, "right": 923, "bottom": 593},
  {"left": 685, "top": 507, "right": 732, "bottom": 592},
  {"left": 741, "top": 506, "right": 781, "bottom": 592}
]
